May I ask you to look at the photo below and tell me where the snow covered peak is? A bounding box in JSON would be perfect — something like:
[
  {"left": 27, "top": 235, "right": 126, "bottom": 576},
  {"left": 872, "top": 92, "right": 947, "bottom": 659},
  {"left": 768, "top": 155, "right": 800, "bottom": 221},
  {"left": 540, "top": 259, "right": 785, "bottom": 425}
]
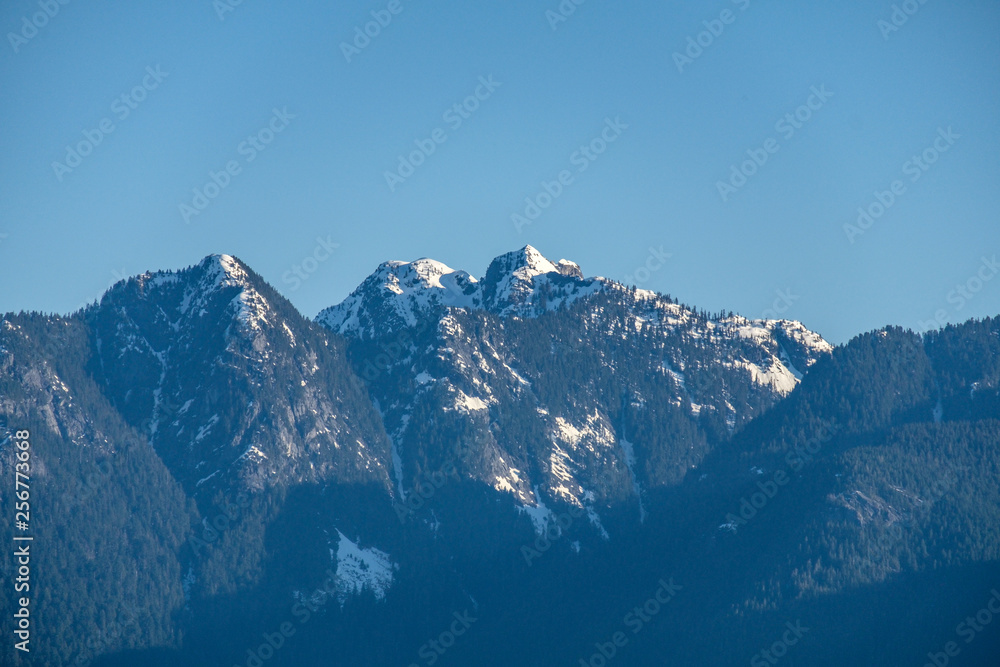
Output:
[
  {"left": 127, "top": 254, "right": 245, "bottom": 291},
  {"left": 140, "top": 253, "right": 248, "bottom": 289},
  {"left": 484, "top": 245, "right": 558, "bottom": 284},
  {"left": 382, "top": 258, "right": 477, "bottom": 294},
  {"left": 514, "top": 245, "right": 559, "bottom": 274},
  {"left": 480, "top": 245, "right": 603, "bottom": 317},
  {"left": 316, "top": 257, "right": 481, "bottom": 336},
  {"left": 317, "top": 245, "right": 610, "bottom": 335},
  {"left": 188, "top": 255, "right": 269, "bottom": 330},
  {"left": 117, "top": 254, "right": 272, "bottom": 334},
  {"left": 209, "top": 253, "right": 248, "bottom": 285},
  {"left": 317, "top": 246, "right": 609, "bottom": 335}
]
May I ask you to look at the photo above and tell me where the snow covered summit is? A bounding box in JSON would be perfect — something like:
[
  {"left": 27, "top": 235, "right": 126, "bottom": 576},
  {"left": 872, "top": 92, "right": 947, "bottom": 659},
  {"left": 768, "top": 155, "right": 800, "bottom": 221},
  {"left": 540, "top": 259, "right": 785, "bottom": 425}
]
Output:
[{"left": 316, "top": 245, "right": 603, "bottom": 336}]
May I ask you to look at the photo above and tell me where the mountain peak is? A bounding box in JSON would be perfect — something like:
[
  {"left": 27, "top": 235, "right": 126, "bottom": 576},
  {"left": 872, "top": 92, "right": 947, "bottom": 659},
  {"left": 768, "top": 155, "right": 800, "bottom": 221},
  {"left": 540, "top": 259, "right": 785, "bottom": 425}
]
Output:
[
  {"left": 492, "top": 245, "right": 559, "bottom": 276},
  {"left": 190, "top": 253, "right": 263, "bottom": 293},
  {"left": 134, "top": 254, "right": 251, "bottom": 293},
  {"left": 318, "top": 247, "right": 602, "bottom": 335},
  {"left": 100, "top": 253, "right": 272, "bottom": 336},
  {"left": 382, "top": 257, "right": 476, "bottom": 293},
  {"left": 317, "top": 256, "right": 481, "bottom": 336},
  {"left": 480, "top": 245, "right": 599, "bottom": 317},
  {"left": 204, "top": 253, "right": 247, "bottom": 282},
  {"left": 511, "top": 245, "right": 584, "bottom": 279}
]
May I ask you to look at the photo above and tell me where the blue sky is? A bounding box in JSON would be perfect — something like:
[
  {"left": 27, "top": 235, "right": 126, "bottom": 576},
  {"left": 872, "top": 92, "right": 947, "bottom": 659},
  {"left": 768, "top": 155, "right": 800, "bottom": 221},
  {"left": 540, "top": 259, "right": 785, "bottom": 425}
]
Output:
[{"left": 1, "top": 0, "right": 998, "bottom": 344}]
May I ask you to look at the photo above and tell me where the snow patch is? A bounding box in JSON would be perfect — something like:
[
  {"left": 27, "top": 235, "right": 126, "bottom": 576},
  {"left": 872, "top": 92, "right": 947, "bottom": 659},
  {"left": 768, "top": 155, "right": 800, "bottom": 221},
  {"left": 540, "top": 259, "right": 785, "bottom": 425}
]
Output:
[
  {"left": 333, "top": 530, "right": 395, "bottom": 602},
  {"left": 519, "top": 487, "right": 554, "bottom": 535},
  {"left": 735, "top": 358, "right": 799, "bottom": 396},
  {"left": 451, "top": 390, "right": 488, "bottom": 413}
]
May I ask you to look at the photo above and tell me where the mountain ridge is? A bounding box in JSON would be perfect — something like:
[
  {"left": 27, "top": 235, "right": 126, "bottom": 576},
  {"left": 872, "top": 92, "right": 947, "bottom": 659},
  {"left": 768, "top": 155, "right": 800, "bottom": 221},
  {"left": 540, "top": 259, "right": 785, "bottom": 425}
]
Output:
[{"left": 3, "top": 248, "right": 996, "bottom": 666}]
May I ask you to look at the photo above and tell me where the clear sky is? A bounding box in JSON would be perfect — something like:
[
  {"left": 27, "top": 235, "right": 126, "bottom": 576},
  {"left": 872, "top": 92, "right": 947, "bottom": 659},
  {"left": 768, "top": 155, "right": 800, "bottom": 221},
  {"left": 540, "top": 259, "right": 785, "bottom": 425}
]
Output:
[{"left": 1, "top": 0, "right": 998, "bottom": 344}]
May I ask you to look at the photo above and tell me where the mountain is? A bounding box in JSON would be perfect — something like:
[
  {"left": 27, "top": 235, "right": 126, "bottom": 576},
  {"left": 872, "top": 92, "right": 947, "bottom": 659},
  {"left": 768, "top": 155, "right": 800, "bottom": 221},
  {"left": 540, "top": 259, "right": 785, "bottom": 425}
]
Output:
[
  {"left": 86, "top": 254, "right": 392, "bottom": 497},
  {"left": 315, "top": 246, "right": 603, "bottom": 334},
  {"left": 1, "top": 247, "right": 997, "bottom": 666},
  {"left": 319, "top": 245, "right": 831, "bottom": 524},
  {"left": 0, "top": 314, "right": 191, "bottom": 663}
]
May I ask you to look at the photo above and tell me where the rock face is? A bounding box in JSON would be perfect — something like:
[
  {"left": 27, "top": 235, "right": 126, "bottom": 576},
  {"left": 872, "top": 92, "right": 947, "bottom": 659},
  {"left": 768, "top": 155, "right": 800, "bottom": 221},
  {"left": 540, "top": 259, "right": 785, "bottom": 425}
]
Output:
[{"left": 85, "top": 254, "right": 393, "bottom": 498}]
